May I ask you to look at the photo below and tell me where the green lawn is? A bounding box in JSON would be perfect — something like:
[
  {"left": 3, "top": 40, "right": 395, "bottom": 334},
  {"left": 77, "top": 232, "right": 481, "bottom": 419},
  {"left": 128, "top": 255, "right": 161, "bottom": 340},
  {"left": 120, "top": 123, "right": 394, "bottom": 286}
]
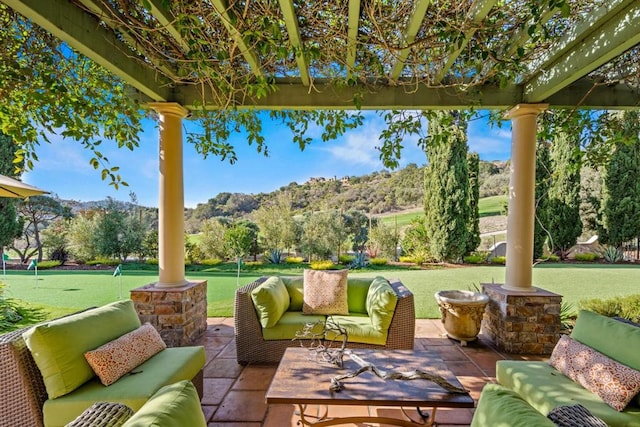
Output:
[{"left": 3, "top": 264, "right": 639, "bottom": 323}]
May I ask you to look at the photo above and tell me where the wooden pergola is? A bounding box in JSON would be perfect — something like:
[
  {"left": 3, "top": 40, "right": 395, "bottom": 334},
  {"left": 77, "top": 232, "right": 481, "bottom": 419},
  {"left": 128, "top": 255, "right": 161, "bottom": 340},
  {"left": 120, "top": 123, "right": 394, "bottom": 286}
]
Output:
[{"left": 2, "top": 0, "right": 640, "bottom": 349}]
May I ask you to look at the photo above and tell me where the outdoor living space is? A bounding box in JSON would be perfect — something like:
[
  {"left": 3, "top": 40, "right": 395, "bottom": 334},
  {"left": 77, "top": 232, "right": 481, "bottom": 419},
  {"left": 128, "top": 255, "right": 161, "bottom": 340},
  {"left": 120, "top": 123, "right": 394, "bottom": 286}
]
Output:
[{"left": 198, "top": 317, "right": 544, "bottom": 427}]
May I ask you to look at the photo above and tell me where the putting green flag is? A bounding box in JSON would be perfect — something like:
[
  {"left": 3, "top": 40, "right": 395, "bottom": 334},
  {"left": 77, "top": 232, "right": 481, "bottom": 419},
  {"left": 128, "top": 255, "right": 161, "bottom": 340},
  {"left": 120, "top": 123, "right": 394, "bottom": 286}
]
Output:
[
  {"left": 3, "top": 253, "right": 9, "bottom": 261},
  {"left": 27, "top": 259, "right": 37, "bottom": 270},
  {"left": 113, "top": 264, "right": 122, "bottom": 277}
]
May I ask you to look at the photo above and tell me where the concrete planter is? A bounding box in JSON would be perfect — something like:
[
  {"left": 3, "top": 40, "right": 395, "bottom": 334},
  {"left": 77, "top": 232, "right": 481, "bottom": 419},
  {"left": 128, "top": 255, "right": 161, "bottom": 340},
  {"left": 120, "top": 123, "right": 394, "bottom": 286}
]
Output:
[{"left": 435, "top": 290, "right": 489, "bottom": 345}]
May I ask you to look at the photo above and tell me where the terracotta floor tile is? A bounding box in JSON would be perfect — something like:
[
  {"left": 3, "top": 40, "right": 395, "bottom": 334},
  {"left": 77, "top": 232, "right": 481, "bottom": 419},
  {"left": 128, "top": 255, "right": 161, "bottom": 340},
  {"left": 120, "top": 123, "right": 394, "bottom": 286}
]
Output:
[
  {"left": 233, "top": 365, "right": 276, "bottom": 390},
  {"left": 217, "top": 341, "right": 238, "bottom": 359},
  {"left": 434, "top": 407, "right": 474, "bottom": 425},
  {"left": 208, "top": 423, "right": 261, "bottom": 427},
  {"left": 262, "top": 404, "right": 298, "bottom": 427},
  {"left": 202, "top": 378, "right": 235, "bottom": 405},
  {"left": 201, "top": 405, "right": 217, "bottom": 422},
  {"left": 213, "top": 390, "right": 267, "bottom": 422},
  {"left": 205, "top": 358, "right": 244, "bottom": 378},
  {"left": 434, "top": 345, "right": 468, "bottom": 362},
  {"left": 444, "top": 360, "right": 485, "bottom": 377}
]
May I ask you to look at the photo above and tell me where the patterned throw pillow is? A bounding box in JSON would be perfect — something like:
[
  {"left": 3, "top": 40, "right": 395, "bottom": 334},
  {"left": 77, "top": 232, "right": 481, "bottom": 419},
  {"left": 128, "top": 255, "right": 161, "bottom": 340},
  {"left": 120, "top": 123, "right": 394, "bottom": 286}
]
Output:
[
  {"left": 84, "top": 323, "right": 167, "bottom": 386},
  {"left": 549, "top": 335, "right": 640, "bottom": 411},
  {"left": 302, "top": 269, "right": 349, "bottom": 315}
]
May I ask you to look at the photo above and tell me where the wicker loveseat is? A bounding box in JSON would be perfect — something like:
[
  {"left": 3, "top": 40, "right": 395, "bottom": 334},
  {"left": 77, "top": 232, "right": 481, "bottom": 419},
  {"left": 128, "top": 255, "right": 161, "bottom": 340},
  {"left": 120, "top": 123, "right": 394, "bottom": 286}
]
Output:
[
  {"left": 0, "top": 300, "right": 205, "bottom": 427},
  {"left": 234, "top": 275, "right": 415, "bottom": 364}
]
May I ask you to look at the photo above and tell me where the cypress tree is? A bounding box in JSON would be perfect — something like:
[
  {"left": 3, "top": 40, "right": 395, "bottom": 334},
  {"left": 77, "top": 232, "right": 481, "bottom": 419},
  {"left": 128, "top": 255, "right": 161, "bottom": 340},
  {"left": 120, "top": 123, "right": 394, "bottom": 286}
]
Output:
[
  {"left": 533, "top": 139, "right": 551, "bottom": 259},
  {"left": 424, "top": 111, "right": 470, "bottom": 262},
  {"left": 546, "top": 114, "right": 582, "bottom": 257},
  {"left": 0, "top": 133, "right": 23, "bottom": 250},
  {"left": 466, "top": 152, "right": 481, "bottom": 254},
  {"left": 602, "top": 111, "right": 640, "bottom": 247}
]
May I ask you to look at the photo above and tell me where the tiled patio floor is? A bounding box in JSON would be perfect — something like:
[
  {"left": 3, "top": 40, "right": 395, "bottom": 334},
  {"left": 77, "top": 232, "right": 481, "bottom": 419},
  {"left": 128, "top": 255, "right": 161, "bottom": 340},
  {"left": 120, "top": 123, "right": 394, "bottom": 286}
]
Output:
[{"left": 197, "top": 318, "right": 547, "bottom": 427}]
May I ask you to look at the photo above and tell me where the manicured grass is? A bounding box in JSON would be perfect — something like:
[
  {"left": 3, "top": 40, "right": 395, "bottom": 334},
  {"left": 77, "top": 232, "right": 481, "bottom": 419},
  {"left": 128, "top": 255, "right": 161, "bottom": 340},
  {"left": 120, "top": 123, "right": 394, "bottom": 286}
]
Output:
[
  {"left": 478, "top": 195, "right": 507, "bottom": 217},
  {"left": 4, "top": 264, "right": 640, "bottom": 322}
]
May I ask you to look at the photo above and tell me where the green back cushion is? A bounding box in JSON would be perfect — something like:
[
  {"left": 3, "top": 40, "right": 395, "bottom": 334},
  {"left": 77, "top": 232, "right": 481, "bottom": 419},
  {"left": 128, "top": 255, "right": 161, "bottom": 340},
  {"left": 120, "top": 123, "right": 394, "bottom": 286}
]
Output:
[
  {"left": 366, "top": 277, "right": 398, "bottom": 331},
  {"left": 571, "top": 310, "right": 640, "bottom": 371},
  {"left": 23, "top": 300, "right": 141, "bottom": 399},
  {"left": 346, "top": 278, "right": 372, "bottom": 314},
  {"left": 282, "top": 276, "right": 304, "bottom": 311},
  {"left": 471, "top": 384, "right": 556, "bottom": 427},
  {"left": 251, "top": 276, "right": 290, "bottom": 328},
  {"left": 123, "top": 380, "right": 206, "bottom": 427}
]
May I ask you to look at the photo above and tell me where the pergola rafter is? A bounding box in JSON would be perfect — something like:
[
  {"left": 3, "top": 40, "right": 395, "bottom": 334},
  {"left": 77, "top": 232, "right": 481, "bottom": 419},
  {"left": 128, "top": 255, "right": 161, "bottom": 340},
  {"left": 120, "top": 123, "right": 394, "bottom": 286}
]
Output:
[
  {"left": 278, "top": 0, "right": 310, "bottom": 86},
  {"left": 389, "top": 0, "right": 431, "bottom": 81}
]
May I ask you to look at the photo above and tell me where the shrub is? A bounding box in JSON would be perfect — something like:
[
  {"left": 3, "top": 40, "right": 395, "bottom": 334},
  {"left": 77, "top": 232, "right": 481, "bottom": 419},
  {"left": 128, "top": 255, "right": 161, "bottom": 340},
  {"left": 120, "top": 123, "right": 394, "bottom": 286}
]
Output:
[
  {"left": 200, "top": 258, "right": 223, "bottom": 266},
  {"left": 310, "top": 260, "right": 335, "bottom": 270},
  {"left": 540, "top": 254, "right": 560, "bottom": 262},
  {"left": 398, "top": 256, "right": 415, "bottom": 263},
  {"left": 243, "top": 261, "right": 262, "bottom": 267},
  {"left": 464, "top": 252, "right": 488, "bottom": 264},
  {"left": 370, "top": 258, "right": 388, "bottom": 266},
  {"left": 603, "top": 246, "right": 623, "bottom": 263},
  {"left": 349, "top": 252, "right": 369, "bottom": 269},
  {"left": 579, "top": 294, "right": 640, "bottom": 323},
  {"left": 264, "top": 249, "right": 284, "bottom": 264},
  {"left": 86, "top": 258, "right": 121, "bottom": 266},
  {"left": 145, "top": 258, "right": 158, "bottom": 265},
  {"left": 284, "top": 256, "right": 304, "bottom": 264},
  {"left": 36, "top": 260, "right": 62, "bottom": 269},
  {"left": 489, "top": 256, "right": 506, "bottom": 265},
  {"left": 338, "top": 254, "right": 354, "bottom": 264},
  {"left": 574, "top": 253, "right": 598, "bottom": 262}
]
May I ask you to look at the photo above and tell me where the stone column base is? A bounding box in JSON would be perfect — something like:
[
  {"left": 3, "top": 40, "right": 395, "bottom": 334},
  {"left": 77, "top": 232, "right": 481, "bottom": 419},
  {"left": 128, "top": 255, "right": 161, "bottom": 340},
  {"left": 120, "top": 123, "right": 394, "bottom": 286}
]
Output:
[
  {"left": 130, "top": 280, "right": 207, "bottom": 347},
  {"left": 482, "top": 284, "right": 562, "bottom": 355}
]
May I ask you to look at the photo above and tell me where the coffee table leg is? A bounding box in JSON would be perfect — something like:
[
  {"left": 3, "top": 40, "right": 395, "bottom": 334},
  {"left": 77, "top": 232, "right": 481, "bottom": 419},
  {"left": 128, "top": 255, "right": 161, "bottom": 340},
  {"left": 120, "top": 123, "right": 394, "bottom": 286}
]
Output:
[{"left": 295, "top": 404, "right": 438, "bottom": 427}]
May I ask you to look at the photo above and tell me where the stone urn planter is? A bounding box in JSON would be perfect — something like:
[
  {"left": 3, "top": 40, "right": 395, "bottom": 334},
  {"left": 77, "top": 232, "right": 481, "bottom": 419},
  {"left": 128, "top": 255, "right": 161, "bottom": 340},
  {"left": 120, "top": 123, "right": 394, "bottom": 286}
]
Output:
[{"left": 435, "top": 290, "right": 489, "bottom": 345}]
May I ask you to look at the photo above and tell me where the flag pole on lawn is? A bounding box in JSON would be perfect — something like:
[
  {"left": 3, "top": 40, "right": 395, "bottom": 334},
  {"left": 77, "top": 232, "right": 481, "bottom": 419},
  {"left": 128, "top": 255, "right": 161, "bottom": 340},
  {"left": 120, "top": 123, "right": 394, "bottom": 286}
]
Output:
[
  {"left": 27, "top": 259, "right": 37, "bottom": 288},
  {"left": 2, "top": 252, "right": 8, "bottom": 280},
  {"left": 113, "top": 264, "right": 122, "bottom": 299}
]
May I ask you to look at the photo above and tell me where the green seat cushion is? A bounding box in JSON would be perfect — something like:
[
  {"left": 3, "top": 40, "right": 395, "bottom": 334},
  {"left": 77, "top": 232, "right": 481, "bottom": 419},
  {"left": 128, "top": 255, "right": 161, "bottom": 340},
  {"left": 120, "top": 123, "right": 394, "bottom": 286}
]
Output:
[
  {"left": 262, "top": 311, "right": 325, "bottom": 340},
  {"left": 471, "top": 383, "right": 555, "bottom": 427},
  {"left": 571, "top": 310, "right": 640, "bottom": 372},
  {"left": 329, "top": 314, "right": 387, "bottom": 345},
  {"left": 496, "top": 360, "right": 640, "bottom": 427},
  {"left": 282, "top": 276, "right": 304, "bottom": 311},
  {"left": 23, "top": 300, "right": 141, "bottom": 399},
  {"left": 346, "top": 279, "right": 372, "bottom": 314},
  {"left": 251, "top": 276, "right": 290, "bottom": 328},
  {"left": 123, "top": 380, "right": 206, "bottom": 427},
  {"left": 43, "top": 346, "right": 205, "bottom": 427},
  {"left": 366, "top": 277, "right": 398, "bottom": 332}
]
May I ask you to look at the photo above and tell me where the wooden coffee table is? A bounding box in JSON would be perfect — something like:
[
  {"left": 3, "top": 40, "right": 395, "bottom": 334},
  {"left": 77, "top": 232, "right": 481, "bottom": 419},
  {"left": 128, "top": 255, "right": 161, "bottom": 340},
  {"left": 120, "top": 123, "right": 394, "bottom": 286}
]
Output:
[{"left": 266, "top": 347, "right": 474, "bottom": 427}]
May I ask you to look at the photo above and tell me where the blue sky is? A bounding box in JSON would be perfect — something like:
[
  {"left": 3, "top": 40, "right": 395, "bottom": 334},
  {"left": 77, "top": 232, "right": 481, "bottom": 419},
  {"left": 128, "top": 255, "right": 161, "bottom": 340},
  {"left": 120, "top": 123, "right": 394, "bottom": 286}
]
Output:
[{"left": 23, "top": 111, "right": 512, "bottom": 208}]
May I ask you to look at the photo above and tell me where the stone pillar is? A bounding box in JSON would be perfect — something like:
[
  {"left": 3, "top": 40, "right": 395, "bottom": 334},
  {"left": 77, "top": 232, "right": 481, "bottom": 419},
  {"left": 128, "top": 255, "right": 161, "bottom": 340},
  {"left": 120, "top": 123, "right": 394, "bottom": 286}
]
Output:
[
  {"left": 131, "top": 280, "right": 208, "bottom": 347},
  {"left": 130, "top": 103, "right": 206, "bottom": 347},
  {"left": 503, "top": 103, "right": 548, "bottom": 291},
  {"left": 149, "top": 102, "right": 189, "bottom": 288},
  {"left": 482, "top": 284, "right": 561, "bottom": 354}
]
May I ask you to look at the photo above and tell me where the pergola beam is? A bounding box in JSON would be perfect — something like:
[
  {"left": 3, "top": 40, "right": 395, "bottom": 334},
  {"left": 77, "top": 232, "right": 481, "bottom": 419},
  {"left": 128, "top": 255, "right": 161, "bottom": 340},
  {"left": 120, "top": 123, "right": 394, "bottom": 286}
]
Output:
[
  {"left": 2, "top": 0, "right": 172, "bottom": 101},
  {"left": 433, "top": 0, "right": 497, "bottom": 84},
  {"left": 524, "top": 0, "right": 640, "bottom": 102},
  {"left": 210, "top": 0, "right": 263, "bottom": 78},
  {"left": 346, "top": 0, "right": 361, "bottom": 80},
  {"left": 390, "top": 0, "right": 431, "bottom": 80},
  {"left": 278, "top": 0, "right": 310, "bottom": 86},
  {"left": 146, "top": 0, "right": 189, "bottom": 52}
]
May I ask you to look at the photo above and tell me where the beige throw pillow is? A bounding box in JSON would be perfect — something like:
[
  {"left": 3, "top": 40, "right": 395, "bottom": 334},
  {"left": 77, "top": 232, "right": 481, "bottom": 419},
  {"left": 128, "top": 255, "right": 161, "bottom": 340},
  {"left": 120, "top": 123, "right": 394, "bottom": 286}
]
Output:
[
  {"left": 85, "top": 323, "right": 167, "bottom": 386},
  {"left": 303, "top": 269, "right": 349, "bottom": 315},
  {"left": 549, "top": 335, "right": 640, "bottom": 411}
]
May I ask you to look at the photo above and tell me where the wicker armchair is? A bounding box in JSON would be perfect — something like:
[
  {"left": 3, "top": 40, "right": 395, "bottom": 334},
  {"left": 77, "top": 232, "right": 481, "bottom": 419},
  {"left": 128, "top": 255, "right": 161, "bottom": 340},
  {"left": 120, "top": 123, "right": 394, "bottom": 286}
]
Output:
[{"left": 234, "top": 277, "right": 416, "bottom": 365}]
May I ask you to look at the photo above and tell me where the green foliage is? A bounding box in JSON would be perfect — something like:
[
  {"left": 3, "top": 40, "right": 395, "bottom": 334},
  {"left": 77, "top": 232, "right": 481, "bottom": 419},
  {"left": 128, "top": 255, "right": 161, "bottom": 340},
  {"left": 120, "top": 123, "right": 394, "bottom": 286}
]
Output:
[
  {"left": 603, "top": 246, "right": 623, "bottom": 263},
  {"left": 67, "top": 214, "right": 99, "bottom": 263},
  {"left": 579, "top": 295, "right": 640, "bottom": 323},
  {"left": 338, "top": 254, "right": 354, "bottom": 264},
  {"left": 284, "top": 256, "right": 304, "bottom": 264},
  {"left": 199, "top": 218, "right": 228, "bottom": 260},
  {"left": 423, "top": 111, "right": 471, "bottom": 262},
  {"left": 264, "top": 249, "right": 284, "bottom": 264},
  {"left": 369, "top": 258, "right": 388, "bottom": 266},
  {"left": 35, "top": 260, "right": 61, "bottom": 269},
  {"left": 349, "top": 252, "right": 369, "bottom": 269},
  {"left": 253, "top": 193, "right": 298, "bottom": 253},
  {"left": 145, "top": 258, "right": 158, "bottom": 265},
  {"left": 464, "top": 253, "right": 488, "bottom": 264},
  {"left": 309, "top": 260, "right": 335, "bottom": 270},
  {"left": 223, "top": 222, "right": 253, "bottom": 261},
  {"left": 0, "top": 283, "right": 23, "bottom": 332},
  {"left": 298, "top": 210, "right": 343, "bottom": 261},
  {"left": 601, "top": 111, "right": 640, "bottom": 246},
  {"left": 86, "top": 257, "right": 120, "bottom": 266},
  {"left": 560, "top": 302, "right": 577, "bottom": 330},
  {"left": 544, "top": 112, "right": 583, "bottom": 257},
  {"left": 466, "top": 152, "right": 481, "bottom": 254},
  {"left": 533, "top": 137, "right": 551, "bottom": 260},
  {"left": 490, "top": 256, "right": 506, "bottom": 265},
  {"left": 573, "top": 253, "right": 598, "bottom": 262},
  {"left": 368, "top": 222, "right": 398, "bottom": 260},
  {"left": 200, "top": 258, "right": 223, "bottom": 266},
  {"left": 243, "top": 261, "right": 263, "bottom": 268},
  {"left": 92, "top": 198, "right": 145, "bottom": 261},
  {"left": 540, "top": 254, "right": 560, "bottom": 262},
  {"left": 398, "top": 256, "right": 415, "bottom": 263}
]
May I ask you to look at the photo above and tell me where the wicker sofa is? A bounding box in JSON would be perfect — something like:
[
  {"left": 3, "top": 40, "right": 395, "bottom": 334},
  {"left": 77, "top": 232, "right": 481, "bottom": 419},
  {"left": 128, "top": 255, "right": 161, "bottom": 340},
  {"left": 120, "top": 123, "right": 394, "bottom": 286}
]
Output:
[
  {"left": 234, "top": 275, "right": 415, "bottom": 364},
  {"left": 0, "top": 300, "right": 205, "bottom": 427}
]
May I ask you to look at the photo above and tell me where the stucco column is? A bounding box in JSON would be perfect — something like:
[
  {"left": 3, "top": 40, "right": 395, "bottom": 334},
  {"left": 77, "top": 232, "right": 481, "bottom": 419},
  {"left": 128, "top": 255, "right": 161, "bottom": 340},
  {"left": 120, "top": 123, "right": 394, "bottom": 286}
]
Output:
[
  {"left": 149, "top": 102, "right": 189, "bottom": 288},
  {"left": 503, "top": 104, "right": 548, "bottom": 292}
]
